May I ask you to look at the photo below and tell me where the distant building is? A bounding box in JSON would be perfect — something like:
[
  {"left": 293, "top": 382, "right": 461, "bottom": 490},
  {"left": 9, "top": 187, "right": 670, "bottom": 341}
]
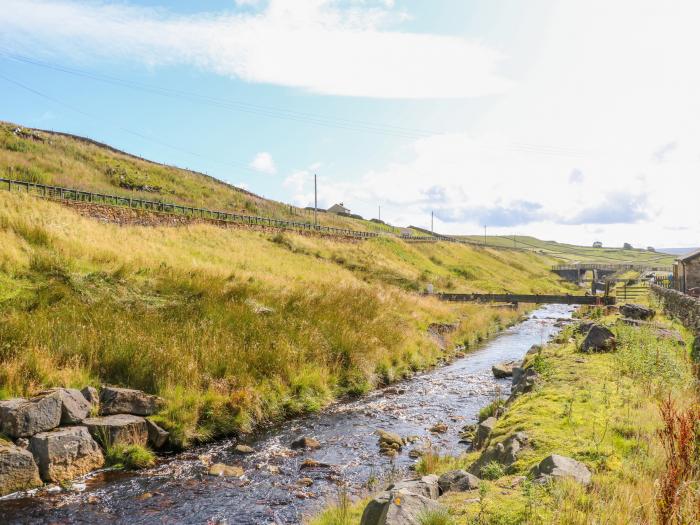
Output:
[
  {"left": 674, "top": 249, "right": 700, "bottom": 293},
  {"left": 327, "top": 202, "right": 350, "bottom": 215},
  {"left": 592, "top": 241, "right": 603, "bottom": 248}
]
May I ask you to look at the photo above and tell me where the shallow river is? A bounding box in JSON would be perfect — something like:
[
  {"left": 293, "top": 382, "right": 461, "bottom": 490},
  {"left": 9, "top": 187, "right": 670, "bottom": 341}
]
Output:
[{"left": 0, "top": 304, "right": 573, "bottom": 525}]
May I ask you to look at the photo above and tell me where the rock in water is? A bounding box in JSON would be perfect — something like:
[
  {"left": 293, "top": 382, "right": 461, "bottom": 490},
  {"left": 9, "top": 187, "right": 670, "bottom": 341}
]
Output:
[
  {"left": 620, "top": 304, "right": 655, "bottom": 320},
  {"left": 208, "top": 463, "right": 244, "bottom": 477},
  {"left": 290, "top": 436, "right": 320, "bottom": 450},
  {"left": 429, "top": 422, "right": 448, "bottom": 434},
  {"left": 29, "top": 426, "right": 104, "bottom": 483},
  {"left": 360, "top": 488, "right": 444, "bottom": 525},
  {"left": 530, "top": 454, "right": 591, "bottom": 485},
  {"left": 39, "top": 388, "right": 92, "bottom": 424},
  {"left": 438, "top": 470, "right": 480, "bottom": 493},
  {"left": 0, "top": 443, "right": 42, "bottom": 496},
  {"left": 234, "top": 444, "right": 254, "bottom": 454},
  {"left": 580, "top": 324, "right": 616, "bottom": 353},
  {"left": 492, "top": 361, "right": 516, "bottom": 379},
  {"left": 83, "top": 414, "right": 148, "bottom": 446},
  {"left": 99, "top": 386, "right": 165, "bottom": 416},
  {"left": 0, "top": 394, "right": 62, "bottom": 438},
  {"left": 377, "top": 430, "right": 404, "bottom": 455}
]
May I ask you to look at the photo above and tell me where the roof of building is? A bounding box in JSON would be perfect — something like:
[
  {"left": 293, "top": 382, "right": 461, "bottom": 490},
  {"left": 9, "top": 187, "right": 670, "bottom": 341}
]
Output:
[{"left": 678, "top": 248, "right": 700, "bottom": 262}]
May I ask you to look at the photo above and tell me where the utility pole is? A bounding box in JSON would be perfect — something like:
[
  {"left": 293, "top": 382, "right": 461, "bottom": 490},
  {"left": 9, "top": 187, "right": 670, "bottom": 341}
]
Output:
[
  {"left": 431, "top": 211, "right": 434, "bottom": 234},
  {"left": 484, "top": 226, "right": 487, "bottom": 246},
  {"left": 378, "top": 204, "right": 381, "bottom": 221},
  {"left": 513, "top": 234, "right": 516, "bottom": 248},
  {"left": 313, "top": 173, "right": 318, "bottom": 228}
]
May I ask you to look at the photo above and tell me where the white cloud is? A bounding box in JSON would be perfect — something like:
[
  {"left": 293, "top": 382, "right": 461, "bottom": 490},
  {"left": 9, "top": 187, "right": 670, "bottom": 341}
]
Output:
[
  {"left": 249, "top": 151, "right": 277, "bottom": 174},
  {"left": 1, "top": 0, "right": 510, "bottom": 99}
]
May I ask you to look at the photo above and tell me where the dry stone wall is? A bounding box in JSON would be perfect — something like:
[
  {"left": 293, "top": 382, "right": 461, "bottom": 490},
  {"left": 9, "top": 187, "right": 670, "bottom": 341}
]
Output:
[{"left": 651, "top": 285, "right": 700, "bottom": 335}]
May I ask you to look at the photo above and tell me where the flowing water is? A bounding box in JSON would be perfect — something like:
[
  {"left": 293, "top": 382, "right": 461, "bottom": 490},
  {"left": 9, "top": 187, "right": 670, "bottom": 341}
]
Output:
[{"left": 0, "top": 304, "right": 573, "bottom": 525}]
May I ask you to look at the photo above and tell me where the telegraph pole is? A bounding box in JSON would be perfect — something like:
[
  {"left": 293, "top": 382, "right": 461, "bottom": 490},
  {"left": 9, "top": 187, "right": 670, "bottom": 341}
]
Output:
[
  {"left": 313, "top": 174, "right": 318, "bottom": 228},
  {"left": 378, "top": 204, "right": 381, "bottom": 221},
  {"left": 431, "top": 211, "right": 434, "bottom": 234},
  {"left": 484, "top": 226, "right": 487, "bottom": 246}
]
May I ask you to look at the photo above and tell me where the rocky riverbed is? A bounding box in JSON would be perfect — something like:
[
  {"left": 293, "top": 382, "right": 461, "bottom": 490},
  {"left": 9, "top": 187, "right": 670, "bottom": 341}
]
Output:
[{"left": 0, "top": 304, "right": 574, "bottom": 525}]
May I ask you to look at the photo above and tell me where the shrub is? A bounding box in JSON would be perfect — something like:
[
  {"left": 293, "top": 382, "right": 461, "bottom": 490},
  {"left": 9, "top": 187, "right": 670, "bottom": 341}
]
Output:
[{"left": 480, "top": 461, "right": 505, "bottom": 480}]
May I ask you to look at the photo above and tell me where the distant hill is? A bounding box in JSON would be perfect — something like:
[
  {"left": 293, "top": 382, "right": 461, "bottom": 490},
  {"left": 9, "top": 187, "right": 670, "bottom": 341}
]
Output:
[{"left": 657, "top": 247, "right": 697, "bottom": 256}]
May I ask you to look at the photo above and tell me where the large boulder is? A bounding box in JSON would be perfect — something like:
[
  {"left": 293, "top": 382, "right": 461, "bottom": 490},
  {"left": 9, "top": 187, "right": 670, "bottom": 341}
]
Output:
[
  {"left": 39, "top": 388, "right": 92, "bottom": 424},
  {"left": 99, "top": 386, "right": 164, "bottom": 416},
  {"left": 377, "top": 430, "right": 404, "bottom": 455},
  {"left": 360, "top": 488, "right": 445, "bottom": 525},
  {"left": 580, "top": 324, "right": 616, "bottom": 353},
  {"left": 387, "top": 475, "right": 440, "bottom": 500},
  {"left": 290, "top": 436, "right": 321, "bottom": 450},
  {"left": 0, "top": 394, "right": 62, "bottom": 438},
  {"left": 81, "top": 386, "right": 99, "bottom": 408},
  {"left": 29, "top": 426, "right": 104, "bottom": 483},
  {"left": 620, "top": 304, "right": 655, "bottom": 321},
  {"left": 472, "top": 417, "right": 496, "bottom": 450},
  {"left": 469, "top": 432, "right": 529, "bottom": 477},
  {"left": 0, "top": 443, "right": 42, "bottom": 496},
  {"left": 492, "top": 361, "right": 516, "bottom": 379},
  {"left": 438, "top": 470, "right": 480, "bottom": 493},
  {"left": 83, "top": 414, "right": 148, "bottom": 446},
  {"left": 530, "top": 454, "right": 591, "bottom": 486}
]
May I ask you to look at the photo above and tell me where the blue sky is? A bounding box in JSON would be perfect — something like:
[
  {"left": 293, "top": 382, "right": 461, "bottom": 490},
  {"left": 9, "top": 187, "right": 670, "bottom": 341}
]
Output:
[{"left": 1, "top": 1, "right": 697, "bottom": 248}]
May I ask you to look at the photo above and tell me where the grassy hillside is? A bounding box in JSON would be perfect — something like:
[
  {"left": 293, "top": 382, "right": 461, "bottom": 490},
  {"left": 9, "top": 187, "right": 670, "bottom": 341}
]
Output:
[
  {"left": 459, "top": 235, "right": 677, "bottom": 266},
  {"left": 0, "top": 190, "right": 568, "bottom": 447},
  {"left": 0, "top": 122, "right": 402, "bottom": 235}
]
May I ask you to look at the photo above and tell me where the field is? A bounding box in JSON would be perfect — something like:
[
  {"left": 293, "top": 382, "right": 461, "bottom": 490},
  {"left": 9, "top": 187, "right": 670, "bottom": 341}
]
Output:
[
  {"left": 458, "top": 235, "right": 677, "bottom": 266},
  {"left": 0, "top": 190, "right": 568, "bottom": 447}
]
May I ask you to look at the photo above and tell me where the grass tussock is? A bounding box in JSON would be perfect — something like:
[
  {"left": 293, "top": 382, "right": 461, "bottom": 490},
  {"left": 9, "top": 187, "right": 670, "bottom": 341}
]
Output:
[{"left": 104, "top": 443, "right": 156, "bottom": 470}]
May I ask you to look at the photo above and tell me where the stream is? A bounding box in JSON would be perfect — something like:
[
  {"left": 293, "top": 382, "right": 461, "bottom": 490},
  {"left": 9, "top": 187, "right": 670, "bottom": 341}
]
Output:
[{"left": 0, "top": 304, "right": 573, "bottom": 525}]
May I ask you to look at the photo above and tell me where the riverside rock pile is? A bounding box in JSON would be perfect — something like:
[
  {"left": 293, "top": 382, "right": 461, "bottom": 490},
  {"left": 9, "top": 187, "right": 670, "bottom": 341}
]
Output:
[{"left": 0, "top": 386, "right": 168, "bottom": 496}]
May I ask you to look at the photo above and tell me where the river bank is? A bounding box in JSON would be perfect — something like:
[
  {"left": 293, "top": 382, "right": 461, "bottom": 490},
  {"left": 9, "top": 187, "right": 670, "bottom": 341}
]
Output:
[
  {"left": 0, "top": 305, "right": 573, "bottom": 524},
  {"left": 355, "top": 301, "right": 698, "bottom": 525}
]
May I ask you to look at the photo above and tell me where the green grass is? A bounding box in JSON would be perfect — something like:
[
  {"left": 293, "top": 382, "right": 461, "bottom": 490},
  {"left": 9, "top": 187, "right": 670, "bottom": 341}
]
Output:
[
  {"left": 104, "top": 443, "right": 156, "bottom": 470},
  {"left": 0, "top": 191, "right": 569, "bottom": 448}
]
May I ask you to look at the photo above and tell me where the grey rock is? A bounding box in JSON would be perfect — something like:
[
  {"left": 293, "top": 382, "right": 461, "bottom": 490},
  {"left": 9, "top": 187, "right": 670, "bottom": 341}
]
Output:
[
  {"left": 39, "top": 388, "right": 91, "bottom": 424},
  {"left": 580, "top": 324, "right": 616, "bottom": 353},
  {"left": 655, "top": 328, "right": 685, "bottom": 346},
  {"left": 530, "top": 454, "right": 592, "bottom": 486},
  {"left": 472, "top": 417, "right": 496, "bottom": 450},
  {"left": 0, "top": 394, "right": 62, "bottom": 438},
  {"left": 99, "top": 386, "right": 164, "bottom": 416},
  {"left": 438, "top": 470, "right": 480, "bottom": 493},
  {"left": 387, "top": 475, "right": 440, "bottom": 500},
  {"left": 360, "top": 488, "right": 445, "bottom": 525},
  {"left": 574, "top": 321, "right": 595, "bottom": 335},
  {"left": 234, "top": 444, "right": 254, "bottom": 454},
  {"left": 469, "top": 432, "right": 529, "bottom": 477},
  {"left": 0, "top": 443, "right": 42, "bottom": 496},
  {"left": 145, "top": 419, "right": 169, "bottom": 449},
  {"left": 29, "top": 426, "right": 104, "bottom": 483},
  {"left": 81, "top": 386, "right": 99, "bottom": 408},
  {"left": 510, "top": 368, "right": 538, "bottom": 398},
  {"left": 620, "top": 304, "right": 655, "bottom": 321},
  {"left": 492, "top": 361, "right": 516, "bottom": 379},
  {"left": 83, "top": 414, "right": 148, "bottom": 447}
]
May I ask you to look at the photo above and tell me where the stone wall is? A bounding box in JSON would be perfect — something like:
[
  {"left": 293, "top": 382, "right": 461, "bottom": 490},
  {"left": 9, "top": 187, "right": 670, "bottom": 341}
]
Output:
[
  {"left": 651, "top": 285, "right": 700, "bottom": 335},
  {"left": 686, "top": 257, "right": 700, "bottom": 290}
]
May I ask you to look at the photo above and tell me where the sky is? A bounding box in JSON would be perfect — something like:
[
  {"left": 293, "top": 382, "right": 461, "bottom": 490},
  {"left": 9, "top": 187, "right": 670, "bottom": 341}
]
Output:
[{"left": 0, "top": 0, "right": 698, "bottom": 248}]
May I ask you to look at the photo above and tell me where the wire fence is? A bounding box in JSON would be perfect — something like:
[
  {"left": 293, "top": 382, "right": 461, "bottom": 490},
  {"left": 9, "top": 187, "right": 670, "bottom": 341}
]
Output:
[{"left": 0, "top": 177, "right": 382, "bottom": 239}]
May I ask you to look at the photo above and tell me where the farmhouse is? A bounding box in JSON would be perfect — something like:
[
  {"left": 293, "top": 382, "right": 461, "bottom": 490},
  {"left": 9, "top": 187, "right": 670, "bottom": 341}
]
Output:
[
  {"left": 327, "top": 202, "right": 350, "bottom": 215},
  {"left": 674, "top": 249, "right": 700, "bottom": 293}
]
